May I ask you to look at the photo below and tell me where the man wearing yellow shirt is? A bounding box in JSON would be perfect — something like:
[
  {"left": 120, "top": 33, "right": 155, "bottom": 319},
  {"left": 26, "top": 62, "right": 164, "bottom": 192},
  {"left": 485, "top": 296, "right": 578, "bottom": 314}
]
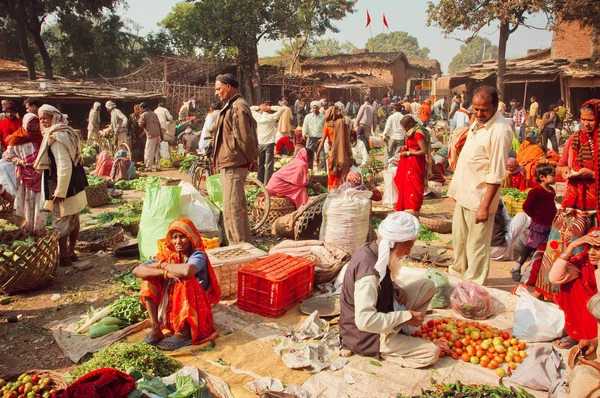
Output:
[{"left": 529, "top": 96, "right": 539, "bottom": 127}]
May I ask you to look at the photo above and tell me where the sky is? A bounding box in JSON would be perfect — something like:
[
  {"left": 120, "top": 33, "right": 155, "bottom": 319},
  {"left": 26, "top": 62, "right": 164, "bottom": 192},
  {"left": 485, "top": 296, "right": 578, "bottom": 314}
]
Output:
[{"left": 120, "top": 0, "right": 553, "bottom": 74}]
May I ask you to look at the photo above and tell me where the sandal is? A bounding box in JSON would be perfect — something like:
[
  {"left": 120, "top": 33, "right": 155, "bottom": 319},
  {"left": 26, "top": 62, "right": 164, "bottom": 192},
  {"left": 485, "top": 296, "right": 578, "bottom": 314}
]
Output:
[
  {"left": 511, "top": 267, "right": 522, "bottom": 282},
  {"left": 553, "top": 336, "right": 578, "bottom": 349},
  {"left": 144, "top": 328, "right": 164, "bottom": 346},
  {"left": 157, "top": 336, "right": 193, "bottom": 351}
]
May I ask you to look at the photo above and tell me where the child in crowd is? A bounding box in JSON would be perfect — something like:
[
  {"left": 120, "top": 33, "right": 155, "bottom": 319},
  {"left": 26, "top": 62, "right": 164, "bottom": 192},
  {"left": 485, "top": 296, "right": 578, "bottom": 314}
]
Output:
[{"left": 511, "top": 163, "right": 557, "bottom": 281}]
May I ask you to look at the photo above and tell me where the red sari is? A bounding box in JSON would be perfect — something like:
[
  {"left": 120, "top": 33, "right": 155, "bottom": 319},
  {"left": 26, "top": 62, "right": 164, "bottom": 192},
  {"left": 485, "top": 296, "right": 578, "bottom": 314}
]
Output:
[
  {"left": 140, "top": 219, "right": 221, "bottom": 345},
  {"left": 394, "top": 131, "right": 427, "bottom": 212}
]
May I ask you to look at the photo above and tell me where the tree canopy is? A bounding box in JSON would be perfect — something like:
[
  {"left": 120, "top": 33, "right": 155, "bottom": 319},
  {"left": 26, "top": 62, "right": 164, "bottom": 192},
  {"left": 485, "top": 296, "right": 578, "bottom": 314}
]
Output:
[
  {"left": 448, "top": 36, "right": 498, "bottom": 73},
  {"left": 365, "top": 31, "right": 430, "bottom": 58}
]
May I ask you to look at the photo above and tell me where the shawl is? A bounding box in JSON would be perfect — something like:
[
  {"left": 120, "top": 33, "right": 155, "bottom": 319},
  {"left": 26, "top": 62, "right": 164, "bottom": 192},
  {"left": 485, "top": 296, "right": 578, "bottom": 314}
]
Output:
[
  {"left": 449, "top": 126, "right": 468, "bottom": 170},
  {"left": 156, "top": 218, "right": 221, "bottom": 305},
  {"left": 33, "top": 122, "right": 83, "bottom": 172},
  {"left": 93, "top": 150, "right": 113, "bottom": 177},
  {"left": 325, "top": 107, "right": 352, "bottom": 176},
  {"left": 507, "top": 157, "right": 526, "bottom": 178},
  {"left": 516, "top": 140, "right": 545, "bottom": 167},
  {"left": 8, "top": 113, "right": 42, "bottom": 147},
  {"left": 268, "top": 148, "right": 309, "bottom": 187}
]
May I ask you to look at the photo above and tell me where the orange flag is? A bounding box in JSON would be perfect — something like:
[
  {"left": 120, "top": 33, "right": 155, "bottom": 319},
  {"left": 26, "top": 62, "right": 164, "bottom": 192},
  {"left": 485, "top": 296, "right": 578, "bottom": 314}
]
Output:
[
  {"left": 383, "top": 13, "right": 389, "bottom": 29},
  {"left": 366, "top": 9, "right": 371, "bottom": 27}
]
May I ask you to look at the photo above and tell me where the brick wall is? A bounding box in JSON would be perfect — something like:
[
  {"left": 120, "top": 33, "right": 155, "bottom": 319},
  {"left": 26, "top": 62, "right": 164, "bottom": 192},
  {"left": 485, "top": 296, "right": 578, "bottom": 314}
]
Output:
[{"left": 552, "top": 20, "right": 594, "bottom": 60}]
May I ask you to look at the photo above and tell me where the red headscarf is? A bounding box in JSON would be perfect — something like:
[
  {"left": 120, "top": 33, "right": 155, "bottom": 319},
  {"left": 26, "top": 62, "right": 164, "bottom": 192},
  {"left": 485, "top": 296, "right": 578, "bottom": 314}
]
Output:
[
  {"left": 156, "top": 218, "right": 221, "bottom": 304},
  {"left": 7, "top": 113, "right": 42, "bottom": 147}
]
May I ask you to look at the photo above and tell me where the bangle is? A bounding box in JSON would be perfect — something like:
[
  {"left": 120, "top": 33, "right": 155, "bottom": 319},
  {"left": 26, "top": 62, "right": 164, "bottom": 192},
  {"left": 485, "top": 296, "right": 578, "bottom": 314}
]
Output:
[
  {"left": 163, "top": 270, "right": 168, "bottom": 280},
  {"left": 560, "top": 252, "right": 573, "bottom": 261},
  {"left": 157, "top": 261, "right": 163, "bottom": 269}
]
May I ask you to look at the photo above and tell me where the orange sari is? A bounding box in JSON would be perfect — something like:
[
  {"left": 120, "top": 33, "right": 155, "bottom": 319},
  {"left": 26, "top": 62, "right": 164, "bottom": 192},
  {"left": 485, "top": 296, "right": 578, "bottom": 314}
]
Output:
[{"left": 140, "top": 218, "right": 221, "bottom": 345}]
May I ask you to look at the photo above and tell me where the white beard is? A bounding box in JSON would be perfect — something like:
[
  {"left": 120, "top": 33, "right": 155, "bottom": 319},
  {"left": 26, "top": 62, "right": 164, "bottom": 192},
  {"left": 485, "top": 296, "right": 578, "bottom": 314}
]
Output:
[{"left": 388, "top": 252, "right": 403, "bottom": 281}]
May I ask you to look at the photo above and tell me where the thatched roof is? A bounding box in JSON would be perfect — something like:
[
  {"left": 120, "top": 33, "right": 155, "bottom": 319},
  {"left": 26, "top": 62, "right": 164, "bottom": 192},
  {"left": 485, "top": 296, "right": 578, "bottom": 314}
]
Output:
[
  {"left": 0, "top": 59, "right": 27, "bottom": 74},
  {"left": 407, "top": 57, "right": 441, "bottom": 74},
  {"left": 302, "top": 52, "right": 408, "bottom": 68},
  {"left": 306, "top": 71, "right": 391, "bottom": 89}
]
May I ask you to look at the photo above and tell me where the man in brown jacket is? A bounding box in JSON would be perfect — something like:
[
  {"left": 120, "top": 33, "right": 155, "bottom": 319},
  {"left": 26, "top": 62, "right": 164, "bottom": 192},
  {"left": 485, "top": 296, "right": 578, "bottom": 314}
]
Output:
[
  {"left": 139, "top": 102, "right": 162, "bottom": 172},
  {"left": 213, "top": 74, "right": 258, "bottom": 244}
]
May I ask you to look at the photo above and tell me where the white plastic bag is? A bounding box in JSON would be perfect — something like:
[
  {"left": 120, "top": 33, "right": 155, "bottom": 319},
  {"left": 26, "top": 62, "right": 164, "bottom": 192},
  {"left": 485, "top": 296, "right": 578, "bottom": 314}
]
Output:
[
  {"left": 382, "top": 169, "right": 397, "bottom": 208},
  {"left": 179, "top": 182, "right": 221, "bottom": 240},
  {"left": 513, "top": 285, "right": 565, "bottom": 342},
  {"left": 159, "top": 141, "right": 170, "bottom": 159},
  {"left": 0, "top": 159, "right": 17, "bottom": 196}
]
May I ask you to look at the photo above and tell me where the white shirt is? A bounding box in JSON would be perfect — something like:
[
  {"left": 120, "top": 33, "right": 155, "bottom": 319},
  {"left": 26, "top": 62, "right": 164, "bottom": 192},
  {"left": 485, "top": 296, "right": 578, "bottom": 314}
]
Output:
[
  {"left": 453, "top": 109, "right": 471, "bottom": 131},
  {"left": 154, "top": 106, "right": 174, "bottom": 130},
  {"left": 410, "top": 102, "right": 421, "bottom": 115},
  {"left": 447, "top": 112, "right": 513, "bottom": 212},
  {"left": 351, "top": 139, "right": 369, "bottom": 166},
  {"left": 383, "top": 112, "right": 406, "bottom": 141},
  {"left": 199, "top": 110, "right": 219, "bottom": 151},
  {"left": 251, "top": 106, "right": 284, "bottom": 145}
]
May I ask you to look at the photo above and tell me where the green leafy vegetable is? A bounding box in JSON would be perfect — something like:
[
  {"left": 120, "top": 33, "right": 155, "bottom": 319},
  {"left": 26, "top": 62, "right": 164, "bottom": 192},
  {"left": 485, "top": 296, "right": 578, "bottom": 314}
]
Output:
[
  {"left": 418, "top": 225, "right": 439, "bottom": 243},
  {"left": 87, "top": 175, "right": 105, "bottom": 186},
  {"left": 114, "top": 269, "right": 142, "bottom": 291},
  {"left": 110, "top": 293, "right": 147, "bottom": 324},
  {"left": 136, "top": 373, "right": 170, "bottom": 397},
  {"left": 245, "top": 187, "right": 261, "bottom": 211},
  {"left": 501, "top": 188, "right": 528, "bottom": 200},
  {"left": 179, "top": 154, "right": 199, "bottom": 173},
  {"left": 168, "top": 375, "right": 207, "bottom": 398},
  {"left": 396, "top": 379, "right": 534, "bottom": 398}
]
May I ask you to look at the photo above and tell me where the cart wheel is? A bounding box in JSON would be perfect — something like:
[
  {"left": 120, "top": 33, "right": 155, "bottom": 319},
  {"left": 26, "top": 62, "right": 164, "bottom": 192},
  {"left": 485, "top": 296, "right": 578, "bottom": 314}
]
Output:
[{"left": 246, "top": 175, "right": 270, "bottom": 232}]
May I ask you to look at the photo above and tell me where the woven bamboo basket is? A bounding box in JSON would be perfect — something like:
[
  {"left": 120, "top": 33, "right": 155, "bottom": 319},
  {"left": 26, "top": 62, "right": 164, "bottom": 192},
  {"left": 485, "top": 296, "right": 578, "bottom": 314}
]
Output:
[
  {"left": 85, "top": 181, "right": 109, "bottom": 207},
  {"left": 2, "top": 369, "right": 68, "bottom": 390},
  {"left": 419, "top": 214, "right": 453, "bottom": 234},
  {"left": 0, "top": 229, "right": 58, "bottom": 294},
  {"left": 76, "top": 226, "right": 124, "bottom": 252},
  {"left": 0, "top": 212, "right": 28, "bottom": 244},
  {"left": 253, "top": 196, "right": 296, "bottom": 236},
  {"left": 294, "top": 193, "right": 328, "bottom": 241}
]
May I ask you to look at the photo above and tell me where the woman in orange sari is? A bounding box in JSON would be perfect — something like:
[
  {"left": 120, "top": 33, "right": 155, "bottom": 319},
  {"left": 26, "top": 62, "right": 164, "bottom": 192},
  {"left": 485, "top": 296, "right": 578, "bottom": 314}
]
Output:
[
  {"left": 133, "top": 218, "right": 221, "bottom": 350},
  {"left": 316, "top": 105, "right": 352, "bottom": 190}
]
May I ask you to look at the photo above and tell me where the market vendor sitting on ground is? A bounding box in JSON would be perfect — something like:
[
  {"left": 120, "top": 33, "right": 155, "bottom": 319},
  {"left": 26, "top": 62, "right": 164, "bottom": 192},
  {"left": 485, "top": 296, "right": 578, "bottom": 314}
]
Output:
[
  {"left": 340, "top": 212, "right": 440, "bottom": 368},
  {"left": 133, "top": 218, "right": 221, "bottom": 351}
]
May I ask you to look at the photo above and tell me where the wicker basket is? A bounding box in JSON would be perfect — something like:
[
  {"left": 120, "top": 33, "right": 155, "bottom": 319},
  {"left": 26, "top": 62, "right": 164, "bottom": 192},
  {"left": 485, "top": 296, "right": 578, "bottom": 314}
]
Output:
[
  {"left": 160, "top": 178, "right": 181, "bottom": 186},
  {"left": 1, "top": 369, "right": 68, "bottom": 390},
  {"left": 419, "top": 214, "right": 453, "bottom": 234},
  {"left": 85, "top": 181, "right": 109, "bottom": 207},
  {"left": 294, "top": 193, "right": 328, "bottom": 241},
  {"left": 253, "top": 196, "right": 296, "bottom": 236},
  {"left": 0, "top": 229, "right": 58, "bottom": 294},
  {"left": 76, "top": 226, "right": 124, "bottom": 252},
  {"left": 0, "top": 212, "right": 28, "bottom": 244}
]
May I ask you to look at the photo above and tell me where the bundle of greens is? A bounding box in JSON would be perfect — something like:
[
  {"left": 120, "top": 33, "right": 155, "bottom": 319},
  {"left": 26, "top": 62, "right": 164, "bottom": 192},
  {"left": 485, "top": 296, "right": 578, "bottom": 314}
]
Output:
[
  {"left": 81, "top": 146, "right": 97, "bottom": 167},
  {"left": 129, "top": 373, "right": 208, "bottom": 398},
  {"left": 179, "top": 155, "right": 198, "bottom": 173},
  {"left": 501, "top": 188, "right": 528, "bottom": 200},
  {"left": 114, "top": 269, "right": 142, "bottom": 291},
  {"left": 110, "top": 293, "right": 147, "bottom": 324},
  {"left": 397, "top": 379, "right": 534, "bottom": 398},
  {"left": 418, "top": 225, "right": 439, "bottom": 243},
  {"left": 73, "top": 342, "right": 181, "bottom": 378},
  {"left": 86, "top": 175, "right": 105, "bottom": 186},
  {"left": 170, "top": 152, "right": 185, "bottom": 168},
  {"left": 160, "top": 158, "right": 173, "bottom": 169},
  {"left": 91, "top": 199, "right": 143, "bottom": 227},
  {"left": 113, "top": 177, "right": 163, "bottom": 191},
  {"left": 245, "top": 187, "right": 262, "bottom": 211}
]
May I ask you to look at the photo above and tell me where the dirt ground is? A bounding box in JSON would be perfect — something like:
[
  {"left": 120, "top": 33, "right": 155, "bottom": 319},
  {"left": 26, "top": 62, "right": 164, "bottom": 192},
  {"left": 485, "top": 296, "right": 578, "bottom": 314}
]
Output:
[{"left": 0, "top": 163, "right": 548, "bottom": 392}]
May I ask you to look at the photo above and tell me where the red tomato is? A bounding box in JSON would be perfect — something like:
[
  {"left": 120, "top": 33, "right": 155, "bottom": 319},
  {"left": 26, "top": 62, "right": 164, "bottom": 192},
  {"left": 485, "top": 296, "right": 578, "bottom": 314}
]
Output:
[
  {"left": 427, "top": 320, "right": 435, "bottom": 328},
  {"left": 451, "top": 352, "right": 460, "bottom": 360},
  {"left": 501, "top": 332, "right": 510, "bottom": 340},
  {"left": 461, "top": 352, "right": 471, "bottom": 362}
]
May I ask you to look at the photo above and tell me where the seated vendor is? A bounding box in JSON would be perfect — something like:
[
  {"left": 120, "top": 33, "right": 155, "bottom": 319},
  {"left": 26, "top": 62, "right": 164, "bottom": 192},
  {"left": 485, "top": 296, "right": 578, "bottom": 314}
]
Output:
[
  {"left": 93, "top": 150, "right": 113, "bottom": 177},
  {"left": 133, "top": 218, "right": 221, "bottom": 351},
  {"left": 181, "top": 127, "right": 199, "bottom": 154},
  {"left": 339, "top": 212, "right": 440, "bottom": 368},
  {"left": 275, "top": 131, "right": 294, "bottom": 156},
  {"left": 266, "top": 148, "right": 309, "bottom": 209},
  {"left": 502, "top": 158, "right": 527, "bottom": 191},
  {"left": 490, "top": 200, "right": 530, "bottom": 261},
  {"left": 110, "top": 150, "right": 135, "bottom": 182},
  {"left": 549, "top": 229, "right": 600, "bottom": 349},
  {"left": 334, "top": 170, "right": 382, "bottom": 202}
]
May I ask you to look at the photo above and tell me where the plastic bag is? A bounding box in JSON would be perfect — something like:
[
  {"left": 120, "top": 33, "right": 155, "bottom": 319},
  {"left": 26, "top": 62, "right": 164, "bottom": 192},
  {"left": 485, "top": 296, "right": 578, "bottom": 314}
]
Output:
[
  {"left": 159, "top": 141, "right": 170, "bottom": 159},
  {"left": 179, "top": 182, "right": 221, "bottom": 240},
  {"left": 382, "top": 169, "right": 397, "bottom": 208},
  {"left": 450, "top": 281, "right": 493, "bottom": 319},
  {"left": 512, "top": 285, "right": 565, "bottom": 342},
  {"left": 138, "top": 185, "right": 182, "bottom": 260},
  {"left": 0, "top": 159, "right": 17, "bottom": 196},
  {"left": 206, "top": 174, "right": 223, "bottom": 211},
  {"left": 427, "top": 269, "right": 451, "bottom": 308}
]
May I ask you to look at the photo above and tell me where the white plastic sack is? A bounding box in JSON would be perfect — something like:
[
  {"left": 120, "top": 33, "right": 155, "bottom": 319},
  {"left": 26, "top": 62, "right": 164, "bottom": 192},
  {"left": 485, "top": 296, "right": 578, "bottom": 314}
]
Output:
[
  {"left": 159, "top": 141, "right": 170, "bottom": 159},
  {"left": 370, "top": 136, "right": 384, "bottom": 148},
  {"left": 0, "top": 159, "right": 17, "bottom": 196},
  {"left": 320, "top": 188, "right": 372, "bottom": 255},
  {"left": 513, "top": 285, "right": 565, "bottom": 342},
  {"left": 382, "top": 169, "right": 397, "bottom": 208},
  {"left": 179, "top": 181, "right": 221, "bottom": 240}
]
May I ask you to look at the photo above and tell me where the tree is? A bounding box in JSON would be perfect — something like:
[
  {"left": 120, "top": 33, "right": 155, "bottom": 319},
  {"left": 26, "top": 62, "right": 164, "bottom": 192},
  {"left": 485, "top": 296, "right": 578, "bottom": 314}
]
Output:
[
  {"left": 426, "top": 0, "right": 552, "bottom": 99},
  {"left": 365, "top": 31, "right": 430, "bottom": 58},
  {"left": 161, "top": 0, "right": 355, "bottom": 104},
  {"left": 552, "top": 0, "right": 600, "bottom": 31},
  {"left": 448, "top": 36, "right": 499, "bottom": 73},
  {"left": 308, "top": 38, "right": 356, "bottom": 57}
]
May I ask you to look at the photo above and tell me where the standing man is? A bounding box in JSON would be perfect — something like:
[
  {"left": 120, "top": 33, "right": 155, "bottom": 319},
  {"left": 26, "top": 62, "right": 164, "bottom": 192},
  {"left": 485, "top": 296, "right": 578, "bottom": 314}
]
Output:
[
  {"left": 539, "top": 103, "right": 559, "bottom": 152},
  {"left": 383, "top": 103, "right": 406, "bottom": 162},
  {"left": 403, "top": 96, "right": 412, "bottom": 114},
  {"left": 529, "top": 96, "right": 539, "bottom": 127},
  {"left": 199, "top": 102, "right": 221, "bottom": 152},
  {"left": 139, "top": 102, "right": 162, "bottom": 172},
  {"left": 277, "top": 100, "right": 294, "bottom": 140},
  {"left": 345, "top": 97, "right": 358, "bottom": 118},
  {"left": 35, "top": 105, "right": 88, "bottom": 267},
  {"left": 105, "top": 101, "right": 129, "bottom": 149},
  {"left": 334, "top": 97, "right": 345, "bottom": 110},
  {"left": 87, "top": 102, "right": 101, "bottom": 146},
  {"left": 302, "top": 101, "right": 325, "bottom": 171},
  {"left": 447, "top": 86, "right": 512, "bottom": 284},
  {"left": 251, "top": 101, "right": 284, "bottom": 184},
  {"left": 512, "top": 102, "right": 527, "bottom": 142},
  {"left": 509, "top": 99, "right": 517, "bottom": 118},
  {"left": 448, "top": 94, "right": 461, "bottom": 120},
  {"left": 154, "top": 102, "right": 174, "bottom": 137},
  {"left": 0, "top": 101, "right": 21, "bottom": 153},
  {"left": 356, "top": 97, "right": 377, "bottom": 151},
  {"left": 24, "top": 98, "right": 41, "bottom": 115},
  {"left": 410, "top": 98, "right": 421, "bottom": 115},
  {"left": 453, "top": 101, "right": 471, "bottom": 132},
  {"left": 214, "top": 73, "right": 258, "bottom": 244}
]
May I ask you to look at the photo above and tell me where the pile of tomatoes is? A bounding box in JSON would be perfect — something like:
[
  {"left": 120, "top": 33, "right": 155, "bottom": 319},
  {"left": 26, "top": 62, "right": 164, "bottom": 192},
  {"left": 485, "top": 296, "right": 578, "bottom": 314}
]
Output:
[
  {"left": 412, "top": 318, "right": 528, "bottom": 377},
  {"left": 0, "top": 374, "right": 57, "bottom": 398}
]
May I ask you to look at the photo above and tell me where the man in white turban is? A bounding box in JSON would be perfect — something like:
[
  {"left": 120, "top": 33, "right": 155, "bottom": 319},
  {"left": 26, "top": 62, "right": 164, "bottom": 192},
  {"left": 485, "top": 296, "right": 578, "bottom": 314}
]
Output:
[
  {"left": 339, "top": 211, "right": 440, "bottom": 368},
  {"left": 301, "top": 101, "right": 325, "bottom": 171},
  {"left": 105, "top": 100, "right": 130, "bottom": 150}
]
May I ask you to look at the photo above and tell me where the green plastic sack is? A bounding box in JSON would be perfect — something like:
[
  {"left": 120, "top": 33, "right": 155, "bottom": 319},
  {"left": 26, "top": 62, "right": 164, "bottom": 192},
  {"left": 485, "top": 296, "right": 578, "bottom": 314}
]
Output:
[
  {"left": 206, "top": 174, "right": 223, "bottom": 211},
  {"left": 427, "top": 269, "right": 451, "bottom": 309},
  {"left": 138, "top": 185, "right": 182, "bottom": 260}
]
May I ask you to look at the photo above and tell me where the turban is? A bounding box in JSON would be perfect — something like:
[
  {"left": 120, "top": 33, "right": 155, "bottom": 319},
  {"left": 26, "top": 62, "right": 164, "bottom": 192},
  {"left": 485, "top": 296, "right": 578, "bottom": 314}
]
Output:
[
  {"left": 93, "top": 102, "right": 101, "bottom": 109},
  {"left": 216, "top": 73, "right": 239, "bottom": 88},
  {"left": 374, "top": 212, "right": 420, "bottom": 282},
  {"left": 105, "top": 101, "right": 116, "bottom": 110},
  {"left": 39, "top": 104, "right": 67, "bottom": 125},
  {"left": 310, "top": 101, "right": 320, "bottom": 108}
]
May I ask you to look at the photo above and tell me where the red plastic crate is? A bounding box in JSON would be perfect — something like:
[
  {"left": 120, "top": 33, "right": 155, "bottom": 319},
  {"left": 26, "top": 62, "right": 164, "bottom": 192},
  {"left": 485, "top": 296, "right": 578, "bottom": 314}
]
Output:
[{"left": 237, "top": 254, "right": 315, "bottom": 318}]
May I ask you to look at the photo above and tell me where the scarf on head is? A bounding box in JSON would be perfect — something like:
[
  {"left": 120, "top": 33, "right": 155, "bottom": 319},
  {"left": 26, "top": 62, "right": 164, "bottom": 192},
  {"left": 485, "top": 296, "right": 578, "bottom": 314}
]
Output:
[
  {"left": 374, "top": 212, "right": 420, "bottom": 283},
  {"left": 507, "top": 157, "right": 526, "bottom": 178},
  {"left": 8, "top": 113, "right": 42, "bottom": 147},
  {"left": 33, "top": 105, "right": 82, "bottom": 172},
  {"left": 325, "top": 107, "right": 352, "bottom": 176}
]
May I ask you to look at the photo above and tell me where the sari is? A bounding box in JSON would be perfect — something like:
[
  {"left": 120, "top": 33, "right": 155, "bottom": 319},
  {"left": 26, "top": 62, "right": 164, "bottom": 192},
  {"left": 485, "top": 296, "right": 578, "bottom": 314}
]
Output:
[
  {"left": 529, "top": 100, "right": 600, "bottom": 299},
  {"left": 140, "top": 219, "right": 221, "bottom": 345},
  {"left": 323, "top": 107, "right": 352, "bottom": 190},
  {"left": 516, "top": 140, "right": 545, "bottom": 183},
  {"left": 394, "top": 125, "right": 431, "bottom": 212},
  {"left": 93, "top": 150, "right": 113, "bottom": 177},
  {"left": 266, "top": 148, "right": 309, "bottom": 209}
]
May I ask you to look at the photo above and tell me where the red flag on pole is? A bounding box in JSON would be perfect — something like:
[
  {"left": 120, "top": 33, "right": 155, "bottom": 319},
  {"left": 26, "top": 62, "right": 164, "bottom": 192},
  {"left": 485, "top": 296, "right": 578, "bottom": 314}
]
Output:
[
  {"left": 383, "top": 13, "right": 389, "bottom": 29},
  {"left": 366, "top": 9, "right": 371, "bottom": 27}
]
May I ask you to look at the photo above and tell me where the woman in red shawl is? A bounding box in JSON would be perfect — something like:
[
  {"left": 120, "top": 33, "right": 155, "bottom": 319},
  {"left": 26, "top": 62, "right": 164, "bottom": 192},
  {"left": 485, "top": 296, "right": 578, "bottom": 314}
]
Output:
[
  {"left": 266, "top": 148, "right": 309, "bottom": 209},
  {"left": 525, "top": 100, "right": 599, "bottom": 308},
  {"left": 316, "top": 106, "right": 352, "bottom": 190},
  {"left": 503, "top": 158, "right": 527, "bottom": 191},
  {"left": 93, "top": 150, "right": 113, "bottom": 177},
  {"left": 4, "top": 113, "right": 45, "bottom": 231},
  {"left": 394, "top": 115, "right": 430, "bottom": 212},
  {"left": 549, "top": 229, "right": 600, "bottom": 348},
  {"left": 133, "top": 218, "right": 221, "bottom": 350}
]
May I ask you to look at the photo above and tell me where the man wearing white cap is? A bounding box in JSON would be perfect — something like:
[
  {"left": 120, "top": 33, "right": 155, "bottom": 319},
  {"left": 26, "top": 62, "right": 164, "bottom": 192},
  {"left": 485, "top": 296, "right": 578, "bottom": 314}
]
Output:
[
  {"left": 302, "top": 101, "right": 325, "bottom": 171},
  {"left": 105, "top": 100, "right": 129, "bottom": 150},
  {"left": 339, "top": 212, "right": 440, "bottom": 368}
]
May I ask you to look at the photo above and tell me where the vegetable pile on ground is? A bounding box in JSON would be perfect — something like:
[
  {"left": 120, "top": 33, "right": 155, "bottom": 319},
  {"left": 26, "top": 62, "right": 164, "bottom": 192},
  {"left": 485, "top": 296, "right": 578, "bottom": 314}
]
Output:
[
  {"left": 0, "top": 219, "right": 19, "bottom": 233},
  {"left": 160, "top": 158, "right": 173, "bottom": 169},
  {"left": 85, "top": 200, "right": 143, "bottom": 228},
  {"left": 365, "top": 157, "right": 385, "bottom": 176},
  {"left": 113, "top": 176, "right": 163, "bottom": 191},
  {"left": 86, "top": 175, "right": 105, "bottom": 186},
  {"left": 179, "top": 154, "right": 198, "bottom": 173},
  {"left": 169, "top": 152, "right": 185, "bottom": 168},
  {"left": 412, "top": 318, "right": 529, "bottom": 377},
  {"left": 81, "top": 146, "right": 97, "bottom": 167},
  {"left": 245, "top": 187, "right": 262, "bottom": 211},
  {"left": 114, "top": 269, "right": 142, "bottom": 291},
  {"left": 1, "top": 373, "right": 59, "bottom": 397},
  {"left": 128, "top": 371, "right": 208, "bottom": 398},
  {"left": 72, "top": 342, "right": 181, "bottom": 378},
  {"left": 397, "top": 379, "right": 534, "bottom": 398},
  {"left": 418, "top": 225, "right": 439, "bottom": 243},
  {"left": 501, "top": 188, "right": 528, "bottom": 200}
]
